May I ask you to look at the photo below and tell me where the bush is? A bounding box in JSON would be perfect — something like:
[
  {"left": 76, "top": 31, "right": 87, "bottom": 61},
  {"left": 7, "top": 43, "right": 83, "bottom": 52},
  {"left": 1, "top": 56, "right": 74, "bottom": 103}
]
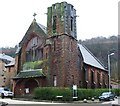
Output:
[
  {"left": 34, "top": 87, "right": 52, "bottom": 100},
  {"left": 23, "top": 60, "right": 43, "bottom": 70},
  {"left": 111, "top": 88, "right": 120, "bottom": 96},
  {"left": 78, "top": 88, "right": 120, "bottom": 100},
  {"left": 33, "top": 87, "right": 120, "bottom": 101},
  {"left": 77, "top": 89, "right": 95, "bottom": 100},
  {"left": 34, "top": 87, "right": 72, "bottom": 101},
  {"left": 94, "top": 88, "right": 109, "bottom": 98}
]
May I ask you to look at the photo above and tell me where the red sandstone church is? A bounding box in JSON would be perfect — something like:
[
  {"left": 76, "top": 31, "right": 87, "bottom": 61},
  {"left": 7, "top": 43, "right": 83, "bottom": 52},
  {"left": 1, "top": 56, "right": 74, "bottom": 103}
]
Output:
[{"left": 7, "top": 2, "right": 108, "bottom": 96}]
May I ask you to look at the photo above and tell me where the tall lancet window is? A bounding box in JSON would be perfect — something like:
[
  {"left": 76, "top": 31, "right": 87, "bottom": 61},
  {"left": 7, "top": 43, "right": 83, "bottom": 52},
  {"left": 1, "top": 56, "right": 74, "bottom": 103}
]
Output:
[
  {"left": 26, "top": 37, "right": 43, "bottom": 62},
  {"left": 85, "top": 69, "right": 88, "bottom": 81},
  {"left": 53, "top": 16, "right": 57, "bottom": 33},
  {"left": 71, "top": 16, "right": 73, "bottom": 31}
]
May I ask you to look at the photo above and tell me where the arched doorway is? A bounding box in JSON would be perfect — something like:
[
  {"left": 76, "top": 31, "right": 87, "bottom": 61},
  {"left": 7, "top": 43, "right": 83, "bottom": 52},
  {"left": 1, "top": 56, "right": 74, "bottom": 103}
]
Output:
[
  {"left": 24, "top": 79, "right": 39, "bottom": 94},
  {"left": 14, "top": 79, "right": 24, "bottom": 96}
]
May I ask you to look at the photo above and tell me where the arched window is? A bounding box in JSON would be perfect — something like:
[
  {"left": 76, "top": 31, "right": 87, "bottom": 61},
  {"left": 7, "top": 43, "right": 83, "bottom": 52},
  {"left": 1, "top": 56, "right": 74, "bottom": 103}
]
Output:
[{"left": 26, "top": 37, "right": 43, "bottom": 62}]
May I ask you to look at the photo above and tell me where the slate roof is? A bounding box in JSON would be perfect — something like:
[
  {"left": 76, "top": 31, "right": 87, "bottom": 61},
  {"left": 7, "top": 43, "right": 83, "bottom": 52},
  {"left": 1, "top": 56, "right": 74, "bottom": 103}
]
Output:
[
  {"left": 78, "top": 44, "right": 106, "bottom": 71},
  {"left": 13, "top": 69, "right": 45, "bottom": 79},
  {"left": 5, "top": 59, "right": 15, "bottom": 67},
  {"left": 19, "top": 20, "right": 47, "bottom": 48},
  {"left": 37, "top": 23, "right": 47, "bottom": 34},
  {"left": 0, "top": 53, "right": 14, "bottom": 62},
  {"left": 15, "top": 46, "right": 21, "bottom": 54}
]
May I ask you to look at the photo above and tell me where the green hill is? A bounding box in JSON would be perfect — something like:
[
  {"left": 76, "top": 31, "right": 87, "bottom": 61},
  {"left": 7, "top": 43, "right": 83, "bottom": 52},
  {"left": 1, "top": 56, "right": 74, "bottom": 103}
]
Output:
[{"left": 79, "top": 35, "right": 119, "bottom": 81}]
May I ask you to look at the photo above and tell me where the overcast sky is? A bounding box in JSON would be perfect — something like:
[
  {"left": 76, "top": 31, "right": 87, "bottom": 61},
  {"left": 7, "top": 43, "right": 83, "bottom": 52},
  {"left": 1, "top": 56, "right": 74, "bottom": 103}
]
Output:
[{"left": 0, "top": 0, "right": 118, "bottom": 47}]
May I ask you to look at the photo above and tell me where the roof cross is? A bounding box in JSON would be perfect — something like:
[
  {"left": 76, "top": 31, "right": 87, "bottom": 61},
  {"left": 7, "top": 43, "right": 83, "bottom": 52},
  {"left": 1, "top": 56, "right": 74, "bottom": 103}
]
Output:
[{"left": 33, "top": 13, "right": 37, "bottom": 19}]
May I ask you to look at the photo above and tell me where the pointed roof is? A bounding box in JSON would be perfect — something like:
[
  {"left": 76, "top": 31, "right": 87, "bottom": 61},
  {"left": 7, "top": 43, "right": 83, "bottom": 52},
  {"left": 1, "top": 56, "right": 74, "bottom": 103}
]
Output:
[
  {"left": 32, "top": 19, "right": 47, "bottom": 34},
  {"left": 37, "top": 23, "right": 47, "bottom": 34},
  {"left": 19, "top": 19, "right": 47, "bottom": 47},
  {"left": 78, "top": 44, "right": 106, "bottom": 71}
]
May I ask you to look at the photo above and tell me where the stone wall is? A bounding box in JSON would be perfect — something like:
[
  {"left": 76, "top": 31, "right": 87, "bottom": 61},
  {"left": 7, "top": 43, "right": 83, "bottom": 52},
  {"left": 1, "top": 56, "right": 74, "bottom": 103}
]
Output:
[
  {"left": 45, "top": 34, "right": 82, "bottom": 87},
  {"left": 5, "top": 65, "right": 16, "bottom": 89},
  {"left": 83, "top": 64, "right": 108, "bottom": 88}
]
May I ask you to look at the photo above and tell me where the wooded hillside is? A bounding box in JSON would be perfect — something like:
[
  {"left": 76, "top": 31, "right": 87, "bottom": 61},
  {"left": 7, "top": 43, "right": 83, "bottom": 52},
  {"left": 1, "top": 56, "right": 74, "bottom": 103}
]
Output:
[
  {"left": 0, "top": 35, "right": 119, "bottom": 81},
  {"left": 79, "top": 35, "right": 119, "bottom": 81}
]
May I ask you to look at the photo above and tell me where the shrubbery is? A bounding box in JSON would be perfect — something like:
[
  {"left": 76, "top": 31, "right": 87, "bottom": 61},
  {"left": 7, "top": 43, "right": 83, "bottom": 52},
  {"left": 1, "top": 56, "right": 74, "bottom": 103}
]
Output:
[
  {"left": 34, "top": 87, "right": 72, "bottom": 101},
  {"left": 77, "top": 88, "right": 109, "bottom": 100},
  {"left": 23, "top": 60, "right": 43, "bottom": 70},
  {"left": 77, "top": 88, "right": 120, "bottom": 100},
  {"left": 111, "top": 88, "right": 120, "bottom": 96},
  {"left": 33, "top": 87, "right": 120, "bottom": 101}
]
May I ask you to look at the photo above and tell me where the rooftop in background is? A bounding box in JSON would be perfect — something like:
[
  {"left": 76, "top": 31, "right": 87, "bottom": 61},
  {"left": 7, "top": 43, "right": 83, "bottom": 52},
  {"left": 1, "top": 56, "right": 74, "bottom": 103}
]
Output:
[
  {"left": 5, "top": 59, "right": 15, "bottom": 67},
  {"left": 0, "top": 53, "right": 14, "bottom": 62}
]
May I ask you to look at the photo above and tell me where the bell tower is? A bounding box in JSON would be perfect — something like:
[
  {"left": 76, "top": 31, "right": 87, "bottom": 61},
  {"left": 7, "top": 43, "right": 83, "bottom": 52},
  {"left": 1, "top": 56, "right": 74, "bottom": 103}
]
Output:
[
  {"left": 45, "top": 2, "right": 80, "bottom": 87},
  {"left": 47, "top": 2, "right": 77, "bottom": 39}
]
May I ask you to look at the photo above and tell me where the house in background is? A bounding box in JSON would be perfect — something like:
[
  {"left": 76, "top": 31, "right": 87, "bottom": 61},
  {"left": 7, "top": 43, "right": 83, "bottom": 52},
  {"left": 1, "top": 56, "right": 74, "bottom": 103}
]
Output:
[
  {"left": 5, "top": 59, "right": 16, "bottom": 89},
  {"left": 0, "top": 53, "right": 14, "bottom": 87},
  {"left": 11, "top": 2, "right": 108, "bottom": 96},
  {"left": 111, "top": 79, "right": 120, "bottom": 88}
]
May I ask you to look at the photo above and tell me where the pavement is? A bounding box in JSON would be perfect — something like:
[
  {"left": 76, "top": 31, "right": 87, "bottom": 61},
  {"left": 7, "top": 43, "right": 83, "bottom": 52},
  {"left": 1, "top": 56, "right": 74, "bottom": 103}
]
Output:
[
  {"left": 0, "top": 97, "right": 119, "bottom": 106},
  {"left": 102, "top": 97, "right": 119, "bottom": 105}
]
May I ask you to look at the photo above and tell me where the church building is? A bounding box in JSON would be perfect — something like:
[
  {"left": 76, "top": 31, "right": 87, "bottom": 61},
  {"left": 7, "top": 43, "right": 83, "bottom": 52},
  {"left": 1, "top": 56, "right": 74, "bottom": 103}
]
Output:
[{"left": 12, "top": 2, "right": 108, "bottom": 96}]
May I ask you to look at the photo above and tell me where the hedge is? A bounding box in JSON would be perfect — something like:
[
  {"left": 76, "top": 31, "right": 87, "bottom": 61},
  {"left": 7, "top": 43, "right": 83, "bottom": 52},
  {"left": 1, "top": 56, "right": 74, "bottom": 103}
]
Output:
[
  {"left": 33, "top": 87, "right": 120, "bottom": 101},
  {"left": 77, "top": 88, "right": 109, "bottom": 100},
  {"left": 34, "top": 87, "right": 72, "bottom": 101},
  {"left": 77, "top": 88, "right": 120, "bottom": 100}
]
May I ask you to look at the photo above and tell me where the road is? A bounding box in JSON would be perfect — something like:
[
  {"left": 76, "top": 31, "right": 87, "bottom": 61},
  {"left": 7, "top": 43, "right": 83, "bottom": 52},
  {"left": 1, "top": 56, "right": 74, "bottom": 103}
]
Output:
[
  {"left": 0, "top": 97, "right": 119, "bottom": 106},
  {"left": 102, "top": 97, "right": 119, "bottom": 105},
  {"left": 0, "top": 98, "right": 64, "bottom": 104}
]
